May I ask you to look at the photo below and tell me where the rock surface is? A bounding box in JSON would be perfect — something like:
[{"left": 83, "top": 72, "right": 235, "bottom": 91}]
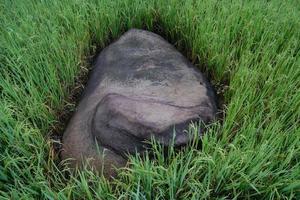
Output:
[{"left": 62, "top": 29, "right": 217, "bottom": 177}]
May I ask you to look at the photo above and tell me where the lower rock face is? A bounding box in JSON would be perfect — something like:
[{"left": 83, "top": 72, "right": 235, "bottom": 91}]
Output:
[{"left": 62, "top": 29, "right": 217, "bottom": 177}]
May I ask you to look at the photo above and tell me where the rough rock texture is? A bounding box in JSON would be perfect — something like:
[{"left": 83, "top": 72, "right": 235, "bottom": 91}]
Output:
[{"left": 62, "top": 29, "right": 217, "bottom": 177}]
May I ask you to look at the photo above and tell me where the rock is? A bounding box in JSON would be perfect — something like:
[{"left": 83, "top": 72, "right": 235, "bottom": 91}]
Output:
[{"left": 62, "top": 29, "right": 217, "bottom": 177}]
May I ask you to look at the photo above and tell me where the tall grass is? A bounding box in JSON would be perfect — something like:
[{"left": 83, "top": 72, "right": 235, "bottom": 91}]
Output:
[{"left": 0, "top": 0, "right": 299, "bottom": 199}]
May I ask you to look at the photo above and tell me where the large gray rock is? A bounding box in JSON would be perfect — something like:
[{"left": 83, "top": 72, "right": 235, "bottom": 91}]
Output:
[{"left": 62, "top": 29, "right": 217, "bottom": 177}]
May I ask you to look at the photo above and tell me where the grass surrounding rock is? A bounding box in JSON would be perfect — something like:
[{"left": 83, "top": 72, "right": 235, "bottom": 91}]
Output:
[{"left": 0, "top": 0, "right": 299, "bottom": 199}]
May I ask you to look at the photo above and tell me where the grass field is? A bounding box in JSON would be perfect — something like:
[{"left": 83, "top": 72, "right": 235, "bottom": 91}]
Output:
[{"left": 1, "top": 0, "right": 300, "bottom": 199}]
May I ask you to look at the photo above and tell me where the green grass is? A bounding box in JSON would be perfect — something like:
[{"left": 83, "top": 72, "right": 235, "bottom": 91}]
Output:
[{"left": 1, "top": 0, "right": 300, "bottom": 199}]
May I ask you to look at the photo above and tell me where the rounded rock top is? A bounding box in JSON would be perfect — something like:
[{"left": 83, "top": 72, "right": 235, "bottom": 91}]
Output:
[{"left": 62, "top": 29, "right": 217, "bottom": 177}]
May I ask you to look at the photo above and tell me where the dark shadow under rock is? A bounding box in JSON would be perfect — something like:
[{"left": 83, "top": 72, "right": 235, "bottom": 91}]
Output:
[{"left": 62, "top": 29, "right": 217, "bottom": 177}]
